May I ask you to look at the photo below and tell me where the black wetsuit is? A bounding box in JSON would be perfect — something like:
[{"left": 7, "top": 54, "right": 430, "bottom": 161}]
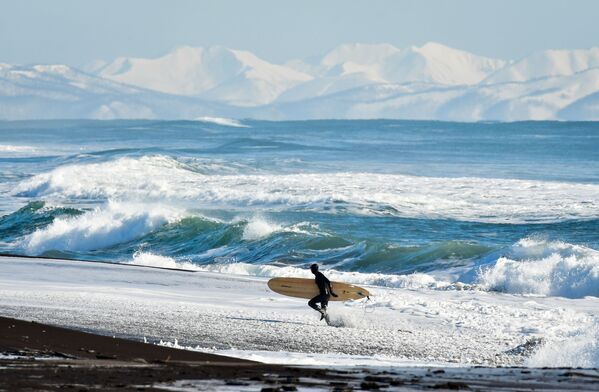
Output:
[{"left": 308, "top": 271, "right": 332, "bottom": 311}]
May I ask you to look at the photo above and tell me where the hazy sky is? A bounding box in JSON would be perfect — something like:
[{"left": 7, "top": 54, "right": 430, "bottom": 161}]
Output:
[{"left": 2, "top": 0, "right": 598, "bottom": 66}]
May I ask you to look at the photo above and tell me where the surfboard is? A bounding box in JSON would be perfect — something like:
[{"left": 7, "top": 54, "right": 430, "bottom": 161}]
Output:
[{"left": 267, "top": 277, "right": 369, "bottom": 301}]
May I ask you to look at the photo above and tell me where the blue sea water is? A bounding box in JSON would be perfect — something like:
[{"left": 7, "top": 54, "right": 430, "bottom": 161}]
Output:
[{"left": 1, "top": 119, "right": 599, "bottom": 297}]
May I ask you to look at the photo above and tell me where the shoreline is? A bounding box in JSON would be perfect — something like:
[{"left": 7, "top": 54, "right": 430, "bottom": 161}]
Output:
[
  {"left": 1, "top": 255, "right": 599, "bottom": 390},
  {"left": 2, "top": 315, "right": 599, "bottom": 391}
]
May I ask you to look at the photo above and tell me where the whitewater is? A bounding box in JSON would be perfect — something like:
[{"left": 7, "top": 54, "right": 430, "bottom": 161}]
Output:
[{"left": 1, "top": 119, "right": 598, "bottom": 367}]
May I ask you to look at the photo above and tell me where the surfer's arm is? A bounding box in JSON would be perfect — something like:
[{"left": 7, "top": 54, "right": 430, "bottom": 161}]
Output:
[{"left": 326, "top": 278, "right": 338, "bottom": 297}]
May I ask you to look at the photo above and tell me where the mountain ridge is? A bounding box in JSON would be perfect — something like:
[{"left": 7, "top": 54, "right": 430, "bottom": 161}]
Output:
[{"left": 2, "top": 42, "right": 599, "bottom": 121}]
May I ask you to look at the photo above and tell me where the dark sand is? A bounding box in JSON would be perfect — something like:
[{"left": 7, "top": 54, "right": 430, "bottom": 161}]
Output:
[{"left": 1, "top": 316, "right": 599, "bottom": 391}]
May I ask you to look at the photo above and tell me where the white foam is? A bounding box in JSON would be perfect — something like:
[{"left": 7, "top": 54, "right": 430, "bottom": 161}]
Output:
[
  {"left": 23, "top": 202, "right": 181, "bottom": 253},
  {"left": 242, "top": 217, "right": 282, "bottom": 241},
  {"left": 0, "top": 144, "right": 41, "bottom": 157},
  {"left": 129, "top": 251, "right": 202, "bottom": 271},
  {"left": 13, "top": 155, "right": 599, "bottom": 223},
  {"left": 170, "top": 236, "right": 599, "bottom": 299},
  {"left": 476, "top": 238, "right": 599, "bottom": 298},
  {"left": 526, "top": 318, "right": 599, "bottom": 367},
  {"left": 194, "top": 116, "right": 249, "bottom": 128},
  {"left": 0, "top": 144, "right": 38, "bottom": 153},
  {"left": 194, "top": 261, "right": 452, "bottom": 290}
]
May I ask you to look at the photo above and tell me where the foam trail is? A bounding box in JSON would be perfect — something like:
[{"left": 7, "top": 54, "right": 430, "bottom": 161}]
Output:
[{"left": 24, "top": 202, "right": 181, "bottom": 254}]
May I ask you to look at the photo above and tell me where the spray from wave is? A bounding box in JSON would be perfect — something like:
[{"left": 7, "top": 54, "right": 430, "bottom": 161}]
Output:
[
  {"left": 23, "top": 202, "right": 181, "bottom": 254},
  {"left": 476, "top": 238, "right": 599, "bottom": 298},
  {"left": 241, "top": 217, "right": 282, "bottom": 241},
  {"left": 526, "top": 317, "right": 599, "bottom": 367}
]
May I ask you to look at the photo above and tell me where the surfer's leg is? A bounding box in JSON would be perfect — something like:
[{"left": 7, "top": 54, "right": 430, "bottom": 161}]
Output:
[{"left": 308, "top": 295, "right": 321, "bottom": 311}]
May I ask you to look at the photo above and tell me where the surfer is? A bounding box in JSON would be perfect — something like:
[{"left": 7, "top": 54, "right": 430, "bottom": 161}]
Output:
[{"left": 308, "top": 263, "right": 338, "bottom": 320}]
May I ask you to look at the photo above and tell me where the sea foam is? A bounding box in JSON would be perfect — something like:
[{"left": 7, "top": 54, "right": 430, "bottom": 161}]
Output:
[
  {"left": 476, "top": 238, "right": 599, "bottom": 298},
  {"left": 526, "top": 318, "right": 599, "bottom": 367},
  {"left": 130, "top": 251, "right": 201, "bottom": 271},
  {"left": 13, "top": 155, "right": 599, "bottom": 223},
  {"left": 242, "top": 217, "right": 282, "bottom": 241},
  {"left": 24, "top": 202, "right": 181, "bottom": 254}
]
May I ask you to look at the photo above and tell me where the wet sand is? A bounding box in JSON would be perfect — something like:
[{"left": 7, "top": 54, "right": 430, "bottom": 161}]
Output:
[{"left": 2, "top": 316, "right": 599, "bottom": 391}]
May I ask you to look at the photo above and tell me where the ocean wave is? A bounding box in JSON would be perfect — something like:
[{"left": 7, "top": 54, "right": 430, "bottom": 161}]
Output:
[
  {"left": 129, "top": 250, "right": 201, "bottom": 271},
  {"left": 13, "top": 155, "right": 599, "bottom": 223},
  {"left": 6, "top": 200, "right": 599, "bottom": 299},
  {"left": 129, "top": 255, "right": 456, "bottom": 290},
  {"left": 476, "top": 238, "right": 599, "bottom": 298},
  {"left": 0, "top": 201, "right": 82, "bottom": 243},
  {"left": 241, "top": 217, "right": 282, "bottom": 241},
  {"left": 0, "top": 144, "right": 39, "bottom": 154},
  {"left": 194, "top": 116, "right": 249, "bottom": 128},
  {"left": 128, "top": 237, "right": 599, "bottom": 299},
  {"left": 22, "top": 202, "right": 181, "bottom": 254}
]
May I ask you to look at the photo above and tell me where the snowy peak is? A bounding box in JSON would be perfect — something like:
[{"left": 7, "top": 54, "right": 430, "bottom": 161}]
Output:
[
  {"left": 384, "top": 42, "right": 506, "bottom": 85},
  {"left": 484, "top": 47, "right": 599, "bottom": 84},
  {"left": 0, "top": 63, "right": 138, "bottom": 95},
  {"left": 94, "top": 46, "right": 313, "bottom": 105},
  {"left": 310, "top": 42, "right": 506, "bottom": 86}
]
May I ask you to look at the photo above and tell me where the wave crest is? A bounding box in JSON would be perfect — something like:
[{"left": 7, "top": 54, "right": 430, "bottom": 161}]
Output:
[
  {"left": 23, "top": 202, "right": 181, "bottom": 254},
  {"left": 13, "top": 155, "right": 599, "bottom": 223},
  {"left": 476, "top": 238, "right": 599, "bottom": 298}
]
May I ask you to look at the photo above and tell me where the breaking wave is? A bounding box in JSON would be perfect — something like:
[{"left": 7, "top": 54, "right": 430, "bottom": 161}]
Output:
[
  {"left": 4, "top": 201, "right": 599, "bottom": 299},
  {"left": 476, "top": 238, "right": 599, "bottom": 298},
  {"left": 12, "top": 155, "right": 599, "bottom": 223},
  {"left": 22, "top": 202, "right": 181, "bottom": 254},
  {"left": 127, "top": 236, "right": 599, "bottom": 299}
]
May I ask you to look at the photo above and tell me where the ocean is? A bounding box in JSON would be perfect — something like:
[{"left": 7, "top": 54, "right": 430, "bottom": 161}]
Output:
[{"left": 1, "top": 118, "right": 599, "bottom": 298}]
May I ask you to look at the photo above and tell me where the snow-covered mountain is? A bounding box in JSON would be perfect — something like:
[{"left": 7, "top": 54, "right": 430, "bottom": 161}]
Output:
[
  {"left": 92, "top": 46, "right": 312, "bottom": 106},
  {"left": 2, "top": 43, "right": 599, "bottom": 121},
  {"left": 484, "top": 48, "right": 599, "bottom": 84},
  {"left": 265, "top": 67, "right": 599, "bottom": 122},
  {"left": 278, "top": 42, "right": 506, "bottom": 103},
  {"left": 0, "top": 63, "right": 228, "bottom": 120}
]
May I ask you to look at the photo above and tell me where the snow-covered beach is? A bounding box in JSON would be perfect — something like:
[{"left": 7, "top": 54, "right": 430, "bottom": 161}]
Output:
[{"left": 2, "top": 255, "right": 597, "bottom": 369}]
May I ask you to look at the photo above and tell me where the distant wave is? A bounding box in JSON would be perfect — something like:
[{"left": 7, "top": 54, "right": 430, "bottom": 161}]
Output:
[
  {"left": 13, "top": 155, "right": 599, "bottom": 223},
  {"left": 194, "top": 116, "right": 249, "bottom": 128},
  {"left": 0, "top": 144, "right": 41, "bottom": 157}
]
